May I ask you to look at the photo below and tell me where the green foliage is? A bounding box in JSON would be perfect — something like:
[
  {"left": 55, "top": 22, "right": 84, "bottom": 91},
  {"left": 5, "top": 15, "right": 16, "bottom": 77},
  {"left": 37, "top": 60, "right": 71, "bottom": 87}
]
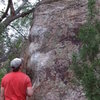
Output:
[
  {"left": 0, "top": 0, "right": 33, "bottom": 64},
  {"left": 0, "top": 67, "right": 7, "bottom": 84},
  {"left": 72, "top": 37, "right": 100, "bottom": 99},
  {"left": 72, "top": 54, "right": 84, "bottom": 79},
  {"left": 72, "top": 0, "right": 100, "bottom": 99},
  {"left": 0, "top": 60, "right": 10, "bottom": 84},
  {"left": 0, "top": 23, "right": 5, "bottom": 33},
  {"left": 88, "top": 0, "right": 96, "bottom": 20},
  {"left": 95, "top": 20, "right": 100, "bottom": 33},
  {"left": 8, "top": 36, "right": 24, "bottom": 60},
  {"left": 78, "top": 24, "right": 100, "bottom": 61}
]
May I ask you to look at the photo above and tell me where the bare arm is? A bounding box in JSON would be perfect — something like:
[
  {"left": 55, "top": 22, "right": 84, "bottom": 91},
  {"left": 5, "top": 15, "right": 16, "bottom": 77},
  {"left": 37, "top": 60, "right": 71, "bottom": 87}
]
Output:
[
  {"left": 26, "top": 87, "right": 33, "bottom": 97},
  {"left": 0, "top": 87, "right": 4, "bottom": 100}
]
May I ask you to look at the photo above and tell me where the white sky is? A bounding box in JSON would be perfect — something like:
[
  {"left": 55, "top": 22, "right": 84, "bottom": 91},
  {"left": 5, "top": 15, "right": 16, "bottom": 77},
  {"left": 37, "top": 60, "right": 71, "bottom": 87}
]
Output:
[{"left": 0, "top": 0, "right": 38, "bottom": 10}]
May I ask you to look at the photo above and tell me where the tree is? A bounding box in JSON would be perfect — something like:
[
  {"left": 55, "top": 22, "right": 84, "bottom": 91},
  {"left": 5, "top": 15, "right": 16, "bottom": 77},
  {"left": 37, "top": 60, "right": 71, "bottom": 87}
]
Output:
[
  {"left": 0, "top": 0, "right": 40, "bottom": 64},
  {"left": 0, "top": 0, "right": 36, "bottom": 33}
]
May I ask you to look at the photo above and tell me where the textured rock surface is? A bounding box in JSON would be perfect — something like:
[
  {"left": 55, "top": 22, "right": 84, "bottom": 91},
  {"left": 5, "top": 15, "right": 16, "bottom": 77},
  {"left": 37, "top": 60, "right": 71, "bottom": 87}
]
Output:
[{"left": 26, "top": 0, "right": 89, "bottom": 100}]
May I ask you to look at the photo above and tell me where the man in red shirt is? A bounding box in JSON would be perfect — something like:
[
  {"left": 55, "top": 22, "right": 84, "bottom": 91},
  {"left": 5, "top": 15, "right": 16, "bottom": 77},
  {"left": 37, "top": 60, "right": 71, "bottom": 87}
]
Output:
[{"left": 0, "top": 58, "right": 33, "bottom": 100}]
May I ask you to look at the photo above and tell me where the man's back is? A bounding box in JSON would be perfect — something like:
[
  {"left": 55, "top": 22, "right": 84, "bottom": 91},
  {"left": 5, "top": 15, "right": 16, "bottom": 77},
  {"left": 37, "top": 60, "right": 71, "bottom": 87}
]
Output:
[{"left": 1, "top": 71, "right": 32, "bottom": 100}]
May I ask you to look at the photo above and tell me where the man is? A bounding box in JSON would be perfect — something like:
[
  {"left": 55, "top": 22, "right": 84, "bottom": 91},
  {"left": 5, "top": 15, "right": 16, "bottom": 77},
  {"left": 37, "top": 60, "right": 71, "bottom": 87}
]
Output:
[{"left": 0, "top": 58, "right": 33, "bottom": 100}]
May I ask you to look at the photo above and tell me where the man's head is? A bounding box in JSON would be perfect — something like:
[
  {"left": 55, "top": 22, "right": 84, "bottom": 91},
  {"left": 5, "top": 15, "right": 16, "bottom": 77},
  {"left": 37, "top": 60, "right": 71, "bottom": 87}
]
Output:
[{"left": 10, "top": 58, "right": 23, "bottom": 72}]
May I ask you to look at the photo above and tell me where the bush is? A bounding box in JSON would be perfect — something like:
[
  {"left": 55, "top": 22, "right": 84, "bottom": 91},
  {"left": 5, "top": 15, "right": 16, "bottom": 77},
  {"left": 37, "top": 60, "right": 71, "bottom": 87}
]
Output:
[
  {"left": 72, "top": 0, "right": 100, "bottom": 99},
  {"left": 0, "top": 68, "right": 7, "bottom": 84}
]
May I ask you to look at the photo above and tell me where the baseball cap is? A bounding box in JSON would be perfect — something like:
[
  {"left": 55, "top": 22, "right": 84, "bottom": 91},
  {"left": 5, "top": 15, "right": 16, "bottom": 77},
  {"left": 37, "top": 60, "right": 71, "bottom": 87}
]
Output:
[{"left": 10, "top": 58, "right": 22, "bottom": 68}]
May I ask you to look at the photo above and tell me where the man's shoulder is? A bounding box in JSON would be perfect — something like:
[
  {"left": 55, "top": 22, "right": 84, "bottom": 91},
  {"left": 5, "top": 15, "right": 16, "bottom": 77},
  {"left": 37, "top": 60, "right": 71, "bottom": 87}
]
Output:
[
  {"left": 4, "top": 72, "right": 12, "bottom": 76},
  {"left": 19, "top": 72, "right": 31, "bottom": 82},
  {"left": 2, "top": 72, "right": 12, "bottom": 80}
]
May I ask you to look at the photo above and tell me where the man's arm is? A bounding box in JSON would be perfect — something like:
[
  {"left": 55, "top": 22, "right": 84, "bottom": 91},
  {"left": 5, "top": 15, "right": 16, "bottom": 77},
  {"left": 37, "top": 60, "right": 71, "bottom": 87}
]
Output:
[
  {"left": 26, "top": 87, "right": 33, "bottom": 97},
  {"left": 26, "top": 76, "right": 34, "bottom": 97},
  {"left": 0, "top": 87, "right": 4, "bottom": 100}
]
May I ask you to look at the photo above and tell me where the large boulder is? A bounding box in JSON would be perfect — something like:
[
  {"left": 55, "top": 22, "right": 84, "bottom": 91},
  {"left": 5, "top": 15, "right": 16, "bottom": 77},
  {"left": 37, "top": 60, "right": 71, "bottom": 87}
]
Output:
[{"left": 25, "top": 0, "right": 92, "bottom": 99}]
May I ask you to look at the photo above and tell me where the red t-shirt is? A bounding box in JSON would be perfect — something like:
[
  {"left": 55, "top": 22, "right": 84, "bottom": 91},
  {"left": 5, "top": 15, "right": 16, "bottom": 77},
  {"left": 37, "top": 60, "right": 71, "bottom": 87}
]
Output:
[{"left": 1, "top": 71, "right": 32, "bottom": 100}]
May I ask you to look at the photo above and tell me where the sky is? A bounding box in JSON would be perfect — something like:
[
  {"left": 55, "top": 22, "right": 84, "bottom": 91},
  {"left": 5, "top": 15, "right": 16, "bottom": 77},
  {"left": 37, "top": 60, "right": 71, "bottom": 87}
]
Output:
[{"left": 0, "top": 0, "right": 38, "bottom": 11}]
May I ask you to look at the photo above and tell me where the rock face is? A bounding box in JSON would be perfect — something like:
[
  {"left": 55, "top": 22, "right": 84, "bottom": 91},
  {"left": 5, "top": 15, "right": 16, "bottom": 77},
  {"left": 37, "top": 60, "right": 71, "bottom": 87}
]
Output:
[{"left": 26, "top": 0, "right": 89, "bottom": 100}]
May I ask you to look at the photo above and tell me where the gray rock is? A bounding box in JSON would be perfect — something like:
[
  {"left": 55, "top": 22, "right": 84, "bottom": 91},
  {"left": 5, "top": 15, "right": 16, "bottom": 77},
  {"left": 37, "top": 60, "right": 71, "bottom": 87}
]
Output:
[{"left": 26, "top": 0, "right": 99, "bottom": 99}]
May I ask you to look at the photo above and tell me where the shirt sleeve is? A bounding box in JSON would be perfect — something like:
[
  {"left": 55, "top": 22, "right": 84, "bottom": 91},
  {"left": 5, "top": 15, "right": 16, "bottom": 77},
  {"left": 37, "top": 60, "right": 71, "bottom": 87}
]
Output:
[{"left": 26, "top": 76, "right": 32, "bottom": 87}]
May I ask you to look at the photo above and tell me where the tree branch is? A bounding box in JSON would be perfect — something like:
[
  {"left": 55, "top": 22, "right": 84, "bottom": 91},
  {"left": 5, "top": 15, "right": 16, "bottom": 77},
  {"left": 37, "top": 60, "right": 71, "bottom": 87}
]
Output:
[
  {"left": 2, "top": 7, "right": 34, "bottom": 29},
  {"left": 0, "top": 0, "right": 11, "bottom": 22},
  {"left": 11, "top": 7, "right": 35, "bottom": 22},
  {"left": 9, "top": 24, "right": 28, "bottom": 40},
  {"left": 0, "top": 0, "right": 37, "bottom": 34},
  {"left": 10, "top": 0, "right": 15, "bottom": 16}
]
